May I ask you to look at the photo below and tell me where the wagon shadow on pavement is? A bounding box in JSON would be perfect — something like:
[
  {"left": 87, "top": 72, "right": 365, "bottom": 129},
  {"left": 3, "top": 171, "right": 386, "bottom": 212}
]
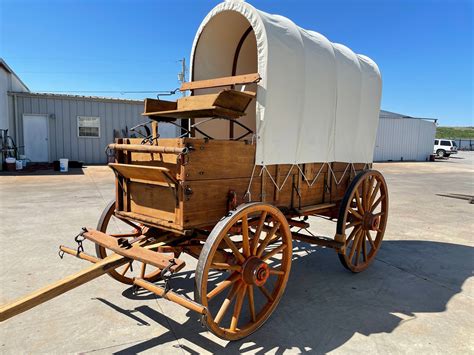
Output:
[{"left": 100, "top": 240, "right": 472, "bottom": 354}]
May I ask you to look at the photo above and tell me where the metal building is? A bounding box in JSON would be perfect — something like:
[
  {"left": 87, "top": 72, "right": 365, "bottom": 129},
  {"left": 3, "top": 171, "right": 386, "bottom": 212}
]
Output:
[
  {"left": 373, "top": 110, "right": 437, "bottom": 162},
  {"left": 1, "top": 58, "right": 29, "bottom": 133},
  {"left": 1, "top": 59, "right": 178, "bottom": 164}
]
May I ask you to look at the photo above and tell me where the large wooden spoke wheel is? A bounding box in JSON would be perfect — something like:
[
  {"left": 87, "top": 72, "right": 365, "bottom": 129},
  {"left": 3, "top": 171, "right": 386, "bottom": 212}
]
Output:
[
  {"left": 95, "top": 200, "right": 163, "bottom": 284},
  {"left": 195, "top": 203, "right": 292, "bottom": 340},
  {"left": 337, "top": 170, "right": 388, "bottom": 273}
]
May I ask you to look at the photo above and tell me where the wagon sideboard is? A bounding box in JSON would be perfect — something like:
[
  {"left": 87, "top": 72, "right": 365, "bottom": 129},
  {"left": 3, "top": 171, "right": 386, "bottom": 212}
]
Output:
[{"left": 110, "top": 138, "right": 367, "bottom": 233}]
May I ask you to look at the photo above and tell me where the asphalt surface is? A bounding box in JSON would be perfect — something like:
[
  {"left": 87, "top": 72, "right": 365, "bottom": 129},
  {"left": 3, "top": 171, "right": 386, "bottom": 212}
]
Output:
[{"left": 0, "top": 152, "right": 473, "bottom": 354}]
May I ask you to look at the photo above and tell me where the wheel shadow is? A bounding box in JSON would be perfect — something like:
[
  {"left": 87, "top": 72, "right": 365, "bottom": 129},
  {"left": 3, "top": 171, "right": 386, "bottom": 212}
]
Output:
[{"left": 96, "top": 240, "right": 473, "bottom": 354}]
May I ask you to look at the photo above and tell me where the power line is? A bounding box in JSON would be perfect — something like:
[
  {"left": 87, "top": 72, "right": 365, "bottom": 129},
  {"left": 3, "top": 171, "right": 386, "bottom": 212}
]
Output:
[{"left": 34, "top": 90, "right": 177, "bottom": 94}]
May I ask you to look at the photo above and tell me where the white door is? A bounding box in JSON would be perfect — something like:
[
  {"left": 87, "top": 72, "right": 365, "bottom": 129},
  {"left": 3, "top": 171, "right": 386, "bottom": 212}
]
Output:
[{"left": 23, "top": 114, "right": 49, "bottom": 162}]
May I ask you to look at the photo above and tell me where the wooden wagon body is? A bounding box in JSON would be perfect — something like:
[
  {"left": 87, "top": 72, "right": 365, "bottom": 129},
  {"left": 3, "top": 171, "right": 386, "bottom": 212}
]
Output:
[
  {"left": 111, "top": 137, "right": 366, "bottom": 235},
  {"left": 0, "top": 1, "right": 388, "bottom": 342}
]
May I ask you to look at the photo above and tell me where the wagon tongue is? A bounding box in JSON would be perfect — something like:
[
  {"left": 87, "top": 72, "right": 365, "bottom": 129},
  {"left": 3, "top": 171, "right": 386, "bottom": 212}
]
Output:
[{"left": 0, "top": 228, "right": 186, "bottom": 322}]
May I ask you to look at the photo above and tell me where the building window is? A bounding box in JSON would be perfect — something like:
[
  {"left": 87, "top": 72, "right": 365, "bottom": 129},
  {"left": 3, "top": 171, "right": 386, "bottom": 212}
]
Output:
[{"left": 77, "top": 116, "right": 100, "bottom": 138}]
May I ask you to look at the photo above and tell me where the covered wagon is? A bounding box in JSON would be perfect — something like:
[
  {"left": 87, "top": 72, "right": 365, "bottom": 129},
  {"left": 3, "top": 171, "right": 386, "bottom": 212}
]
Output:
[{"left": 1, "top": 0, "right": 387, "bottom": 341}]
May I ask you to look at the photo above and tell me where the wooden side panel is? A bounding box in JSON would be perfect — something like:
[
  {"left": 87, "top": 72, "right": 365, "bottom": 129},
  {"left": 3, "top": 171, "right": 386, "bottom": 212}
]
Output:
[
  {"left": 182, "top": 173, "right": 295, "bottom": 228},
  {"left": 128, "top": 181, "right": 181, "bottom": 227},
  {"left": 112, "top": 138, "right": 371, "bottom": 230},
  {"left": 183, "top": 139, "right": 255, "bottom": 181},
  {"left": 329, "top": 163, "right": 366, "bottom": 202},
  {"left": 182, "top": 139, "right": 295, "bottom": 181},
  {"left": 128, "top": 138, "right": 184, "bottom": 179}
]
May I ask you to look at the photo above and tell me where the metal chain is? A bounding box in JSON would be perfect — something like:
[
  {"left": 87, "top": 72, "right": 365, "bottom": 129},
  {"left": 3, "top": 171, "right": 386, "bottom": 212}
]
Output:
[
  {"left": 161, "top": 259, "right": 177, "bottom": 292},
  {"left": 74, "top": 227, "right": 88, "bottom": 255}
]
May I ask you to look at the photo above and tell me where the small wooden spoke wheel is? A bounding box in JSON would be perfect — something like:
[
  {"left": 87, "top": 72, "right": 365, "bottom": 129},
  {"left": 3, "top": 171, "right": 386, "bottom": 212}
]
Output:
[
  {"left": 337, "top": 170, "right": 388, "bottom": 273},
  {"left": 195, "top": 203, "right": 292, "bottom": 340},
  {"left": 95, "top": 200, "right": 163, "bottom": 284}
]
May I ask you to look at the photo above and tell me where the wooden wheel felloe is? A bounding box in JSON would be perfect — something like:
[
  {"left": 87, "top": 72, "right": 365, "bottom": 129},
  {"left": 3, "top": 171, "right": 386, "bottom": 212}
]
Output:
[
  {"left": 195, "top": 203, "right": 292, "bottom": 340},
  {"left": 95, "top": 200, "right": 163, "bottom": 284},
  {"left": 336, "top": 170, "right": 388, "bottom": 273}
]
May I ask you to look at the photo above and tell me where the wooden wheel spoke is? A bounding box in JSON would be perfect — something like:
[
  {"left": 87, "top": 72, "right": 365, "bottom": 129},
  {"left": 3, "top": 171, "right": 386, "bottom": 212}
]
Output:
[
  {"left": 207, "top": 273, "right": 240, "bottom": 301},
  {"left": 241, "top": 214, "right": 250, "bottom": 257},
  {"left": 373, "top": 211, "right": 385, "bottom": 218},
  {"left": 140, "top": 263, "right": 147, "bottom": 278},
  {"left": 366, "top": 230, "right": 376, "bottom": 249},
  {"left": 223, "top": 235, "right": 246, "bottom": 264},
  {"left": 210, "top": 263, "right": 242, "bottom": 271},
  {"left": 258, "top": 285, "right": 274, "bottom": 302},
  {"left": 247, "top": 285, "right": 256, "bottom": 323},
  {"left": 348, "top": 208, "right": 363, "bottom": 220},
  {"left": 370, "top": 195, "right": 386, "bottom": 212},
  {"left": 346, "top": 219, "right": 361, "bottom": 229},
  {"left": 346, "top": 225, "right": 361, "bottom": 245},
  {"left": 354, "top": 189, "right": 364, "bottom": 214},
  {"left": 362, "top": 178, "right": 368, "bottom": 211},
  {"left": 348, "top": 229, "right": 362, "bottom": 262},
  {"left": 120, "top": 262, "right": 131, "bottom": 276},
  {"left": 368, "top": 180, "right": 381, "bottom": 208},
  {"left": 251, "top": 211, "right": 268, "bottom": 255},
  {"left": 261, "top": 244, "right": 287, "bottom": 261},
  {"left": 256, "top": 222, "right": 281, "bottom": 258},
  {"left": 214, "top": 281, "right": 243, "bottom": 325},
  {"left": 269, "top": 267, "right": 285, "bottom": 276},
  {"left": 362, "top": 233, "right": 367, "bottom": 262},
  {"left": 354, "top": 232, "right": 363, "bottom": 266},
  {"left": 230, "top": 286, "right": 247, "bottom": 331}
]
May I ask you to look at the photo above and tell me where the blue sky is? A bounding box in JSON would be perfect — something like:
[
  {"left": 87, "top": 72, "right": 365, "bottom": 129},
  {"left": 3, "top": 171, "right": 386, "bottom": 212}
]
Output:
[{"left": 1, "top": 0, "right": 472, "bottom": 126}]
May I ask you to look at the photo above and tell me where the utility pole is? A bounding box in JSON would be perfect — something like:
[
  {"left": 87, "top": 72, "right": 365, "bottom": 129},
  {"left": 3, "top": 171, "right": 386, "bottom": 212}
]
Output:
[
  {"left": 177, "top": 57, "right": 188, "bottom": 136},
  {"left": 178, "top": 58, "right": 186, "bottom": 97}
]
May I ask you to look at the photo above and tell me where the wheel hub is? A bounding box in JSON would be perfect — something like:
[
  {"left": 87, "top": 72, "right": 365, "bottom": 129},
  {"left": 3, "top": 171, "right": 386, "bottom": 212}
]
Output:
[
  {"left": 363, "top": 212, "right": 380, "bottom": 231},
  {"left": 242, "top": 256, "right": 269, "bottom": 286}
]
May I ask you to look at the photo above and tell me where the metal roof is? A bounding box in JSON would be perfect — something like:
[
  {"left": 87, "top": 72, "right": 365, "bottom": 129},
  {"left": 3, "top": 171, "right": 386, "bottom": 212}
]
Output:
[
  {"left": 8, "top": 91, "right": 144, "bottom": 104},
  {"left": 0, "top": 58, "right": 30, "bottom": 92},
  {"left": 380, "top": 109, "right": 437, "bottom": 122}
]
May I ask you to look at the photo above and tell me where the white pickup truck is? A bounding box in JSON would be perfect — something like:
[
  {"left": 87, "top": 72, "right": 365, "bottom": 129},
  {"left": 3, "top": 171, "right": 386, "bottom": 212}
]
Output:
[{"left": 434, "top": 139, "right": 458, "bottom": 158}]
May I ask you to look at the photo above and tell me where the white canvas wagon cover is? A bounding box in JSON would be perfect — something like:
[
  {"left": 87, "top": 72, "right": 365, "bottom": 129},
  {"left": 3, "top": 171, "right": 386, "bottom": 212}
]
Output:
[{"left": 190, "top": 0, "right": 382, "bottom": 166}]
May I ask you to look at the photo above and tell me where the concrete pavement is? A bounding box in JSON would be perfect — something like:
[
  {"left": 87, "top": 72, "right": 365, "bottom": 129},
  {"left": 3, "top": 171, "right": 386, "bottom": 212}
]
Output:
[{"left": 0, "top": 152, "right": 472, "bottom": 354}]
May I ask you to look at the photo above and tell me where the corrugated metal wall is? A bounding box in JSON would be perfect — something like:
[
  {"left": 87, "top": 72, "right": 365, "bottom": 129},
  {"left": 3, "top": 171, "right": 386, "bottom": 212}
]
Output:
[
  {"left": 373, "top": 118, "right": 436, "bottom": 161},
  {"left": 12, "top": 94, "right": 178, "bottom": 164}
]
